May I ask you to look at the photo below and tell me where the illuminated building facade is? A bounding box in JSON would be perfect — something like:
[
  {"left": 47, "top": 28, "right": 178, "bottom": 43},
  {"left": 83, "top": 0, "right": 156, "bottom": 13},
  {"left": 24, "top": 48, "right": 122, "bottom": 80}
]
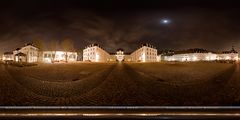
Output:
[
  {"left": 2, "top": 43, "right": 238, "bottom": 63},
  {"left": 83, "top": 43, "right": 157, "bottom": 62},
  {"left": 163, "top": 52, "right": 217, "bottom": 62},
  {"left": 157, "top": 55, "right": 161, "bottom": 62},
  {"left": 116, "top": 48, "right": 124, "bottom": 62},
  {"left": 130, "top": 43, "right": 157, "bottom": 62},
  {"left": 42, "top": 51, "right": 77, "bottom": 63},
  {"left": 106, "top": 49, "right": 132, "bottom": 62},
  {"left": 162, "top": 48, "right": 238, "bottom": 62},
  {"left": 124, "top": 54, "right": 132, "bottom": 62},
  {"left": 217, "top": 47, "right": 238, "bottom": 61},
  {"left": 2, "top": 52, "right": 14, "bottom": 61},
  {"left": 83, "top": 44, "right": 110, "bottom": 62},
  {"left": 12, "top": 44, "right": 39, "bottom": 63}
]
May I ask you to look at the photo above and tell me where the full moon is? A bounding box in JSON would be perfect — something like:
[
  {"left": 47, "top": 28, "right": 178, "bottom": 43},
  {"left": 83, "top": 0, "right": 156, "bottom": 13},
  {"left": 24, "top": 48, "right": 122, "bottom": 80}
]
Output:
[{"left": 161, "top": 19, "right": 170, "bottom": 24}]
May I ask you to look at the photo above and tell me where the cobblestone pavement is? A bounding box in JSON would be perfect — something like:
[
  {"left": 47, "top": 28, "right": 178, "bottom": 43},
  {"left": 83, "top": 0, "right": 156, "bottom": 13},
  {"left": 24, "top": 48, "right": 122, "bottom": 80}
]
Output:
[{"left": 0, "top": 62, "right": 240, "bottom": 106}]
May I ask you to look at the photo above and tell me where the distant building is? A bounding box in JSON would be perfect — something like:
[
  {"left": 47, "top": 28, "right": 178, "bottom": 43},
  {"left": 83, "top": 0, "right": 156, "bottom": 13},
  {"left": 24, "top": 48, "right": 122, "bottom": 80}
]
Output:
[
  {"left": 2, "top": 43, "right": 78, "bottom": 63},
  {"left": 163, "top": 52, "right": 217, "bottom": 62},
  {"left": 41, "top": 51, "right": 77, "bottom": 63},
  {"left": 83, "top": 44, "right": 110, "bottom": 62},
  {"left": 4, "top": 42, "right": 237, "bottom": 63},
  {"left": 217, "top": 47, "right": 238, "bottom": 61},
  {"left": 2, "top": 52, "right": 14, "bottom": 61},
  {"left": 116, "top": 48, "right": 124, "bottom": 62},
  {"left": 162, "top": 48, "right": 238, "bottom": 62},
  {"left": 130, "top": 43, "right": 157, "bottom": 62}
]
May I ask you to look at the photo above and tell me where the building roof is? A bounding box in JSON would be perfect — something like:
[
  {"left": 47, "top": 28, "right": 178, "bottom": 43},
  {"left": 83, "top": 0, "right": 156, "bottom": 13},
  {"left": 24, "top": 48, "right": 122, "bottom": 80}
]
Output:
[
  {"left": 222, "top": 47, "right": 238, "bottom": 54},
  {"left": 174, "top": 48, "right": 210, "bottom": 54},
  {"left": 85, "top": 43, "right": 106, "bottom": 50},
  {"left": 117, "top": 48, "right": 124, "bottom": 51},
  {"left": 124, "top": 52, "right": 131, "bottom": 55},
  {"left": 161, "top": 48, "right": 214, "bottom": 56},
  {"left": 141, "top": 43, "right": 156, "bottom": 48},
  {"left": 15, "top": 52, "right": 26, "bottom": 56},
  {"left": 109, "top": 53, "right": 115, "bottom": 55}
]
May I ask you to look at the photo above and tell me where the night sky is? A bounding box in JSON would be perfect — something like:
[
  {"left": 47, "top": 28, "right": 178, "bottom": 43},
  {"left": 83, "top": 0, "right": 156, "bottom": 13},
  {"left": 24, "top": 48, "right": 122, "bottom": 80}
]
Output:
[{"left": 0, "top": 0, "right": 240, "bottom": 54}]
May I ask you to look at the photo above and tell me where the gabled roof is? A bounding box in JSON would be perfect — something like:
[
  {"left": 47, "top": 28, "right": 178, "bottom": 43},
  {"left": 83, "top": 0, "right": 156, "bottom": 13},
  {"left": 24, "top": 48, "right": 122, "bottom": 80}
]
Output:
[
  {"left": 15, "top": 52, "right": 26, "bottom": 56},
  {"left": 222, "top": 47, "right": 238, "bottom": 54},
  {"left": 140, "top": 43, "right": 156, "bottom": 49},
  {"left": 117, "top": 48, "right": 124, "bottom": 51},
  {"left": 124, "top": 52, "right": 131, "bottom": 55},
  {"left": 174, "top": 48, "right": 209, "bottom": 54}
]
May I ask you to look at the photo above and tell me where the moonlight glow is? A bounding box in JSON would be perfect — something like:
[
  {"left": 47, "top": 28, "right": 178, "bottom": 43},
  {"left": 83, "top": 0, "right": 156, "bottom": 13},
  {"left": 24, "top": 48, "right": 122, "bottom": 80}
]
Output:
[{"left": 161, "top": 19, "right": 170, "bottom": 24}]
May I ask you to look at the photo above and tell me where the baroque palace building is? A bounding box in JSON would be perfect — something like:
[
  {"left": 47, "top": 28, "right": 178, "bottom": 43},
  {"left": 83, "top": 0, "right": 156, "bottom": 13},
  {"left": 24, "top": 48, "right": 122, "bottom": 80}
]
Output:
[
  {"left": 83, "top": 43, "right": 158, "bottom": 62},
  {"left": 1, "top": 42, "right": 239, "bottom": 63},
  {"left": 162, "top": 47, "right": 238, "bottom": 62}
]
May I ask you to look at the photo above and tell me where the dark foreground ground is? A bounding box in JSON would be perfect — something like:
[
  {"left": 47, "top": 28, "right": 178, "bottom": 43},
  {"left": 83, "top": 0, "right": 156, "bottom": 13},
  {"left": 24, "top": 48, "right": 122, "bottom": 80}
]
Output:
[{"left": 0, "top": 62, "right": 240, "bottom": 106}]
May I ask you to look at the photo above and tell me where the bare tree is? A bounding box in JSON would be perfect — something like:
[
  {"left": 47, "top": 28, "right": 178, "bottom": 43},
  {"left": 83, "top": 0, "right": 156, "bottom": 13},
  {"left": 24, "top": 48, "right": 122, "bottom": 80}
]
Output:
[
  {"left": 61, "top": 38, "right": 74, "bottom": 62},
  {"left": 76, "top": 49, "right": 83, "bottom": 61},
  {"left": 32, "top": 38, "right": 45, "bottom": 62},
  {"left": 49, "top": 40, "right": 59, "bottom": 62},
  {"left": 32, "top": 38, "right": 44, "bottom": 50}
]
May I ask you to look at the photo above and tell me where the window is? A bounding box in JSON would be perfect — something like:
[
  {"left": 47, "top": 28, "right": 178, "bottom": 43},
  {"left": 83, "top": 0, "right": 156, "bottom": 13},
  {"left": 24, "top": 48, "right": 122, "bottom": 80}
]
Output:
[
  {"left": 47, "top": 54, "right": 52, "bottom": 58},
  {"left": 44, "top": 54, "right": 48, "bottom": 58}
]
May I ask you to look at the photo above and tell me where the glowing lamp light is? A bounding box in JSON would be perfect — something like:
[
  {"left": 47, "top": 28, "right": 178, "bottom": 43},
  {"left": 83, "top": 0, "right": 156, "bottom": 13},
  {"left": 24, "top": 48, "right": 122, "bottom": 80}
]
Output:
[
  {"left": 193, "top": 56, "right": 197, "bottom": 61},
  {"left": 142, "top": 53, "right": 146, "bottom": 62},
  {"left": 235, "top": 56, "right": 238, "bottom": 61},
  {"left": 55, "top": 51, "right": 66, "bottom": 61},
  {"left": 226, "top": 56, "right": 230, "bottom": 60},
  {"left": 96, "top": 54, "right": 100, "bottom": 62},
  {"left": 206, "top": 56, "right": 209, "bottom": 61}
]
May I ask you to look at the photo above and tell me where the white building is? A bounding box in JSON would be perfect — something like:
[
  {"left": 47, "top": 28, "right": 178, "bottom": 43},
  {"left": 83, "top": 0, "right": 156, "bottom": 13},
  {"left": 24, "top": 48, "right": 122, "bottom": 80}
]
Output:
[
  {"left": 124, "top": 54, "right": 132, "bottom": 62},
  {"left": 42, "top": 51, "right": 77, "bottom": 63},
  {"left": 157, "top": 55, "right": 161, "bottom": 62},
  {"left": 162, "top": 48, "right": 238, "bottom": 62},
  {"left": 2, "top": 52, "right": 14, "bottom": 61},
  {"left": 116, "top": 48, "right": 124, "bottom": 62},
  {"left": 217, "top": 48, "right": 238, "bottom": 61},
  {"left": 164, "top": 52, "right": 217, "bottom": 62},
  {"left": 83, "top": 44, "right": 110, "bottom": 62},
  {"left": 130, "top": 43, "right": 157, "bottom": 62},
  {"left": 12, "top": 43, "right": 39, "bottom": 63}
]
